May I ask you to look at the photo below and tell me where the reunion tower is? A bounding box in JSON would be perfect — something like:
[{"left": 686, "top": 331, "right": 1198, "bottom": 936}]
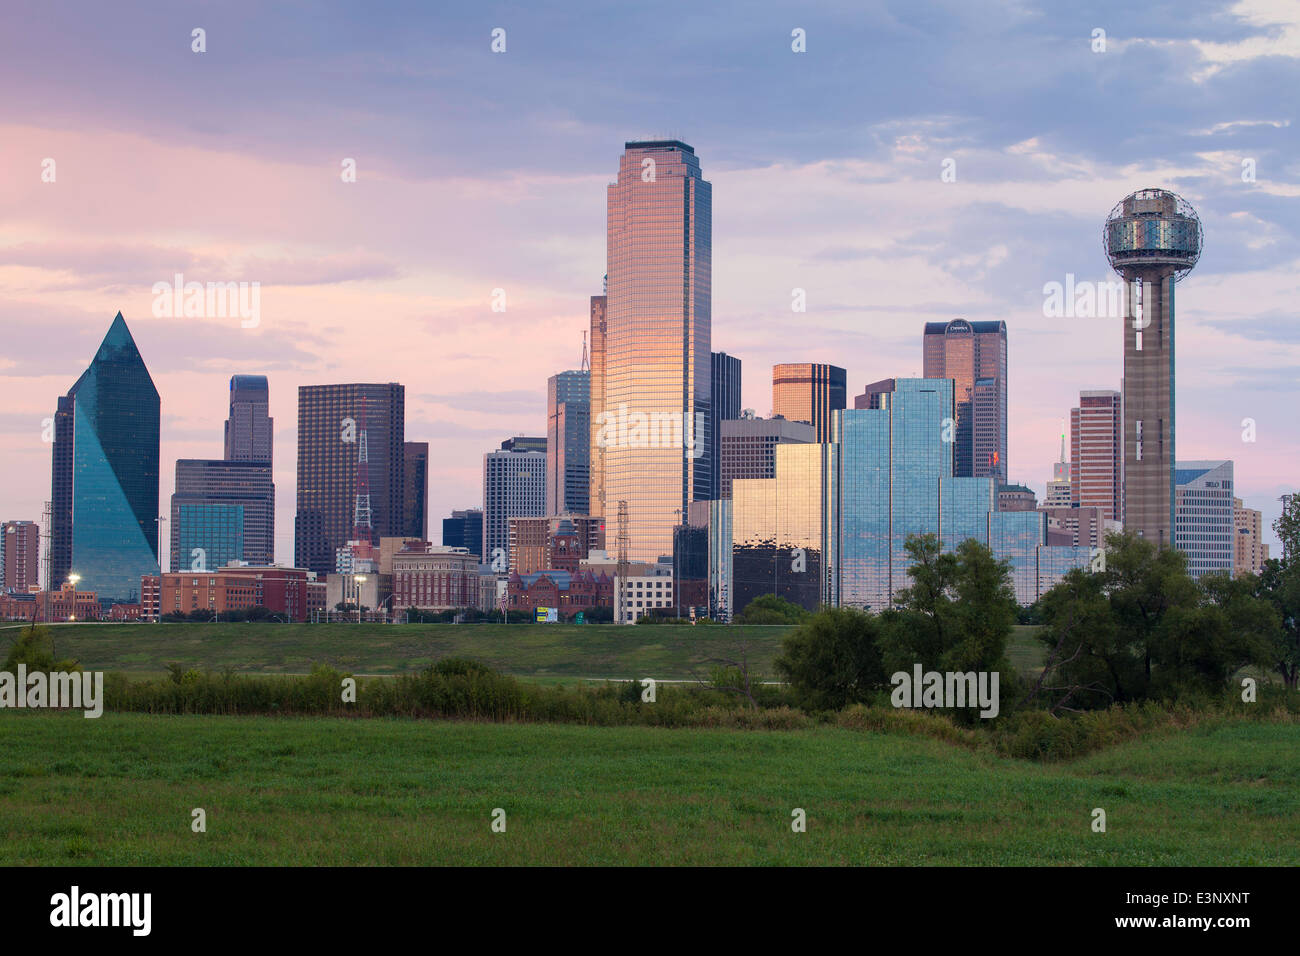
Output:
[{"left": 1104, "top": 188, "right": 1203, "bottom": 549}]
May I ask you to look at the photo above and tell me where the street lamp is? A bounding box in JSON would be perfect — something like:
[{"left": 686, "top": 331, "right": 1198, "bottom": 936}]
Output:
[
  {"left": 354, "top": 574, "right": 367, "bottom": 624},
  {"left": 66, "top": 573, "right": 81, "bottom": 623}
]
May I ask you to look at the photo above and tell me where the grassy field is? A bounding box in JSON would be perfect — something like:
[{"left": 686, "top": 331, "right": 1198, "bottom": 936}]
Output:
[
  {"left": 0, "top": 711, "right": 1292, "bottom": 865},
  {"left": 1, "top": 621, "right": 1047, "bottom": 680}
]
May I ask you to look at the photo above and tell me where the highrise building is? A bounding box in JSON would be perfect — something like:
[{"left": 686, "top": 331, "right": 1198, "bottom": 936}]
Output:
[
  {"left": 730, "top": 443, "right": 834, "bottom": 615},
  {"left": 587, "top": 292, "right": 608, "bottom": 519},
  {"left": 1174, "top": 460, "right": 1234, "bottom": 579},
  {"left": 1045, "top": 430, "right": 1072, "bottom": 507},
  {"left": 922, "top": 319, "right": 1008, "bottom": 480},
  {"left": 547, "top": 370, "right": 590, "bottom": 516},
  {"left": 170, "top": 460, "right": 275, "bottom": 572},
  {"left": 1233, "top": 497, "right": 1270, "bottom": 576},
  {"left": 710, "top": 352, "right": 742, "bottom": 498},
  {"left": 403, "top": 441, "right": 429, "bottom": 539},
  {"left": 294, "top": 383, "right": 405, "bottom": 576},
  {"left": 441, "top": 508, "right": 483, "bottom": 559},
  {"left": 1070, "top": 390, "right": 1122, "bottom": 521},
  {"left": 223, "top": 374, "right": 273, "bottom": 464},
  {"left": 853, "top": 378, "right": 896, "bottom": 410},
  {"left": 602, "top": 140, "right": 711, "bottom": 562},
  {"left": 718, "top": 416, "right": 816, "bottom": 499},
  {"left": 50, "top": 313, "right": 160, "bottom": 602},
  {"left": 771, "top": 363, "right": 846, "bottom": 444},
  {"left": 482, "top": 439, "right": 547, "bottom": 568},
  {"left": 1104, "top": 189, "right": 1203, "bottom": 549},
  {"left": 2, "top": 520, "right": 40, "bottom": 591},
  {"left": 829, "top": 379, "right": 1089, "bottom": 609}
]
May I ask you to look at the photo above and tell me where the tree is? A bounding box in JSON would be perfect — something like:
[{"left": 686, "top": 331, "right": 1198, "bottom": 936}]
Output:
[
  {"left": 1256, "top": 495, "right": 1300, "bottom": 687},
  {"left": 881, "top": 535, "right": 1018, "bottom": 680},
  {"left": 734, "top": 594, "right": 811, "bottom": 625},
  {"left": 774, "top": 606, "right": 887, "bottom": 710},
  {"left": 1037, "top": 531, "right": 1278, "bottom": 709},
  {"left": 3, "top": 625, "right": 80, "bottom": 673}
]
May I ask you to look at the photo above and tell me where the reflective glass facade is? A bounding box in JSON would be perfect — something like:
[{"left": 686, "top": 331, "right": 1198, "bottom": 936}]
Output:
[
  {"left": 547, "top": 370, "right": 590, "bottom": 516},
  {"left": 170, "top": 459, "right": 274, "bottom": 570},
  {"left": 176, "top": 502, "right": 245, "bottom": 572},
  {"left": 922, "top": 319, "right": 1007, "bottom": 480},
  {"left": 832, "top": 379, "right": 1087, "bottom": 609},
  {"left": 603, "top": 141, "right": 711, "bottom": 561},
  {"left": 771, "top": 363, "right": 846, "bottom": 443},
  {"left": 730, "top": 443, "right": 832, "bottom": 614},
  {"left": 50, "top": 313, "right": 160, "bottom": 603}
]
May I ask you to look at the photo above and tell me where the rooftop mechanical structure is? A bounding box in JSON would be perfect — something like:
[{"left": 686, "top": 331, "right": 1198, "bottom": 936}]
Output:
[{"left": 1103, "top": 189, "right": 1203, "bottom": 550}]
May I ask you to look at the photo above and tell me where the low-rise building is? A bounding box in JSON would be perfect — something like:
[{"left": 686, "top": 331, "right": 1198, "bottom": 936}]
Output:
[{"left": 391, "top": 542, "right": 478, "bottom": 612}]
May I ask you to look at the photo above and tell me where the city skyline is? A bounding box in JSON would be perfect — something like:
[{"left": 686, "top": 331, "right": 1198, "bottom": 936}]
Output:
[{"left": 2, "top": 3, "right": 1297, "bottom": 558}]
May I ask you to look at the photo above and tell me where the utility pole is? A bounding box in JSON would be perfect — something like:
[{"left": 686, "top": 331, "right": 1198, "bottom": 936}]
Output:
[{"left": 616, "top": 500, "right": 629, "bottom": 625}]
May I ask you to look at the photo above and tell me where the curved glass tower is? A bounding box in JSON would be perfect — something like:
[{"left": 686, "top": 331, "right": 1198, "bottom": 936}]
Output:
[{"left": 50, "top": 312, "right": 160, "bottom": 603}]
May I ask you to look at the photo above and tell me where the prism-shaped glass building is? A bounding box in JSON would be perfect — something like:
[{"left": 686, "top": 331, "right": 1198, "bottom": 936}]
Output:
[{"left": 51, "top": 313, "right": 160, "bottom": 603}]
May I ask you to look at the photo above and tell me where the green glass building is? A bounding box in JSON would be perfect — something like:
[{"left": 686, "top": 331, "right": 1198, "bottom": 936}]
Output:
[{"left": 50, "top": 313, "right": 161, "bottom": 604}]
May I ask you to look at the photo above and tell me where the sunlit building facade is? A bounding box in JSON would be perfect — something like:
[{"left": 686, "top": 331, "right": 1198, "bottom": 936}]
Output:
[
  {"left": 922, "top": 319, "right": 1007, "bottom": 480},
  {"left": 602, "top": 140, "right": 711, "bottom": 562},
  {"left": 771, "top": 363, "right": 846, "bottom": 444},
  {"left": 730, "top": 443, "right": 835, "bottom": 615},
  {"left": 1174, "top": 460, "right": 1234, "bottom": 579}
]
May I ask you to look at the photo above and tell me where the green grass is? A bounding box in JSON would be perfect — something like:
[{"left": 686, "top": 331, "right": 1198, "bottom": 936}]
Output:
[
  {"left": 0, "top": 712, "right": 1293, "bottom": 865},
  {"left": 2, "top": 621, "right": 1049, "bottom": 681}
]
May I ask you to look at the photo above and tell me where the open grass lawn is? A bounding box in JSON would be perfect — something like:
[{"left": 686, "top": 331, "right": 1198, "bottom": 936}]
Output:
[
  {"left": 2, "top": 622, "right": 1048, "bottom": 681},
  {"left": 0, "top": 711, "right": 1292, "bottom": 866}
]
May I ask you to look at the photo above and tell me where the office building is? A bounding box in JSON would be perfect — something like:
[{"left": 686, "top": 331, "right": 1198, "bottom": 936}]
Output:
[
  {"left": 223, "top": 374, "right": 273, "bottom": 464},
  {"left": 771, "top": 363, "right": 846, "bottom": 444},
  {"left": 1174, "top": 460, "right": 1234, "bottom": 578},
  {"left": 998, "top": 484, "right": 1038, "bottom": 512},
  {"left": 441, "top": 508, "right": 483, "bottom": 559},
  {"left": 853, "top": 378, "right": 896, "bottom": 410},
  {"left": 1038, "top": 505, "right": 1114, "bottom": 550},
  {"left": 1104, "top": 189, "right": 1203, "bottom": 549},
  {"left": 547, "top": 370, "right": 591, "bottom": 516},
  {"left": 1070, "top": 390, "right": 1122, "bottom": 521},
  {"left": 170, "top": 459, "right": 275, "bottom": 572},
  {"left": 482, "top": 439, "right": 547, "bottom": 568},
  {"left": 294, "top": 383, "right": 405, "bottom": 576},
  {"left": 158, "top": 565, "right": 313, "bottom": 621},
  {"left": 922, "top": 319, "right": 1008, "bottom": 480},
  {"left": 2, "top": 520, "right": 40, "bottom": 592},
  {"left": 710, "top": 352, "right": 742, "bottom": 498},
  {"left": 508, "top": 515, "right": 602, "bottom": 575},
  {"left": 403, "top": 441, "right": 428, "bottom": 539},
  {"left": 1045, "top": 432, "right": 1072, "bottom": 507},
  {"left": 730, "top": 442, "right": 834, "bottom": 616},
  {"left": 830, "top": 379, "right": 1089, "bottom": 608},
  {"left": 602, "top": 140, "right": 711, "bottom": 562},
  {"left": 718, "top": 416, "right": 816, "bottom": 499},
  {"left": 1233, "top": 498, "right": 1270, "bottom": 576},
  {"left": 50, "top": 312, "right": 160, "bottom": 603}
]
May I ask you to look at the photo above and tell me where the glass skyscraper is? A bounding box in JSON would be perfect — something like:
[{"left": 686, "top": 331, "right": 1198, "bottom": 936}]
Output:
[
  {"left": 50, "top": 312, "right": 160, "bottom": 603},
  {"left": 922, "top": 319, "right": 1008, "bottom": 481},
  {"left": 709, "top": 351, "right": 742, "bottom": 499},
  {"left": 771, "top": 363, "right": 846, "bottom": 444},
  {"left": 294, "top": 383, "right": 405, "bottom": 576},
  {"left": 170, "top": 459, "right": 274, "bottom": 571},
  {"left": 224, "top": 374, "right": 273, "bottom": 465},
  {"left": 602, "top": 140, "right": 711, "bottom": 562},
  {"left": 546, "top": 369, "right": 590, "bottom": 516},
  {"left": 833, "top": 379, "right": 1088, "bottom": 607}
]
